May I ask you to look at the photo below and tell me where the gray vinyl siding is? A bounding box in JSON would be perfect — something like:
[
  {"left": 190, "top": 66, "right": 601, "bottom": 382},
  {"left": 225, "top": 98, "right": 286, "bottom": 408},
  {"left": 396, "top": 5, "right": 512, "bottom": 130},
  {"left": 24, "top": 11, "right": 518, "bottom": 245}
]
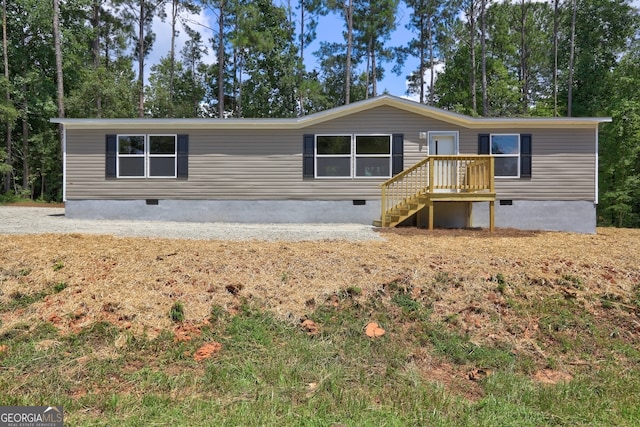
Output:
[
  {"left": 64, "top": 106, "right": 598, "bottom": 202},
  {"left": 67, "top": 128, "right": 386, "bottom": 201},
  {"left": 485, "top": 128, "right": 596, "bottom": 201}
]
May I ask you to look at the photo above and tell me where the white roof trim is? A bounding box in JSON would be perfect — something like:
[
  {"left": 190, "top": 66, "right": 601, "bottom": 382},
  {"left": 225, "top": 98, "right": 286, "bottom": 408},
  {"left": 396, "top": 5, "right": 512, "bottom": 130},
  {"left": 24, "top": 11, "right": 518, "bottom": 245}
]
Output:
[{"left": 50, "top": 95, "right": 612, "bottom": 130}]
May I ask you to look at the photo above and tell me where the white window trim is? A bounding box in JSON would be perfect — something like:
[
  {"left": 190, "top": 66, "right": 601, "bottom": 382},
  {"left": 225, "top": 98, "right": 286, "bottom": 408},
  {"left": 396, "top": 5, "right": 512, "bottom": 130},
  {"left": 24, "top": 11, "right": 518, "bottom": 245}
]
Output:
[
  {"left": 354, "top": 134, "right": 392, "bottom": 179},
  {"left": 116, "top": 134, "right": 146, "bottom": 179},
  {"left": 490, "top": 133, "right": 520, "bottom": 178},
  {"left": 315, "top": 134, "right": 352, "bottom": 179},
  {"left": 116, "top": 134, "right": 178, "bottom": 179},
  {"left": 314, "top": 134, "right": 392, "bottom": 179},
  {"left": 148, "top": 134, "right": 178, "bottom": 179}
]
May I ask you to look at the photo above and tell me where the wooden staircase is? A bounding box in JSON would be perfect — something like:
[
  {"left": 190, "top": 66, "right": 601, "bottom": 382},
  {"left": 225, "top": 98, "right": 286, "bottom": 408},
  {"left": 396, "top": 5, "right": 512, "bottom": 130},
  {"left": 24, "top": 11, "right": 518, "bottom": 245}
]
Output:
[
  {"left": 373, "top": 192, "right": 430, "bottom": 227},
  {"left": 374, "top": 155, "right": 496, "bottom": 230}
]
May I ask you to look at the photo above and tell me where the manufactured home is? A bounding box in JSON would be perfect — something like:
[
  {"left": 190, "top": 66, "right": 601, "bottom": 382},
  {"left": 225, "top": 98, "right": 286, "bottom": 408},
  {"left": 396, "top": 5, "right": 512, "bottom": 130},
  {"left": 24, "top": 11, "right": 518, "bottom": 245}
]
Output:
[{"left": 51, "top": 95, "right": 610, "bottom": 233}]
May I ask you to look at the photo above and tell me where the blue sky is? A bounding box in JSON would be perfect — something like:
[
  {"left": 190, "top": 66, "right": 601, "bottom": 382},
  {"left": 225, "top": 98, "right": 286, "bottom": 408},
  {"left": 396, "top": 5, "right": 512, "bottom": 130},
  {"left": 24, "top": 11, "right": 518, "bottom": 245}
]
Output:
[{"left": 149, "top": 1, "right": 419, "bottom": 100}]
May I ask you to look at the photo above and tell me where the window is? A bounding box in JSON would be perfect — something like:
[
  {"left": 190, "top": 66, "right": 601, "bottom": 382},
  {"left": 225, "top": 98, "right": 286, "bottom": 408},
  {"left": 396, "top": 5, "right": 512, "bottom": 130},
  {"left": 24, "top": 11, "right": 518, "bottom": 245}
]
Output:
[
  {"left": 490, "top": 134, "right": 520, "bottom": 178},
  {"left": 116, "top": 134, "right": 177, "bottom": 178},
  {"left": 314, "top": 134, "right": 392, "bottom": 178},
  {"left": 355, "top": 135, "right": 391, "bottom": 177},
  {"left": 478, "top": 133, "right": 531, "bottom": 179},
  {"left": 316, "top": 135, "right": 352, "bottom": 177},
  {"left": 148, "top": 135, "right": 177, "bottom": 177}
]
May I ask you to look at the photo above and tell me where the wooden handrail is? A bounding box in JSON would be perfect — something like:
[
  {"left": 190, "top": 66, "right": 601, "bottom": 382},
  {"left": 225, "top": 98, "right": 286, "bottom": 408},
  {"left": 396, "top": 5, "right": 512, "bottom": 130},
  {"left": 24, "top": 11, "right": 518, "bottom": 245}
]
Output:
[{"left": 380, "top": 155, "right": 494, "bottom": 226}]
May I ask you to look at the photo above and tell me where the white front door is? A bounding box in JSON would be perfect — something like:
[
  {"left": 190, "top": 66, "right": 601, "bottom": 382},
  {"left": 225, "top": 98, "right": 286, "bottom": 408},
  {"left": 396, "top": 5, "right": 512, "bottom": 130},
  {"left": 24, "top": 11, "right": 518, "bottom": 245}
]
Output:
[
  {"left": 428, "top": 133, "right": 457, "bottom": 155},
  {"left": 428, "top": 132, "right": 459, "bottom": 191}
]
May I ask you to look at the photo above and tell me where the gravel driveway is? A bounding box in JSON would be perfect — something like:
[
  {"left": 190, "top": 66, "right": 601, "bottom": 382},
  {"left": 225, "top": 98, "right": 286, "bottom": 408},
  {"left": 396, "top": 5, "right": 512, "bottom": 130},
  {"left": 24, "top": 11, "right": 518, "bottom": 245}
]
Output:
[{"left": 0, "top": 206, "right": 383, "bottom": 241}]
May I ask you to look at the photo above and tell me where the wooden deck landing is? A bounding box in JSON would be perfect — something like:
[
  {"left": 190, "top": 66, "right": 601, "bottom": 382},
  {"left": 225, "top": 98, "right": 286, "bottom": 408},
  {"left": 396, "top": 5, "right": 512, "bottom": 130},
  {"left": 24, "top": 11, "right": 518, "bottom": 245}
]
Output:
[{"left": 375, "top": 156, "right": 496, "bottom": 230}]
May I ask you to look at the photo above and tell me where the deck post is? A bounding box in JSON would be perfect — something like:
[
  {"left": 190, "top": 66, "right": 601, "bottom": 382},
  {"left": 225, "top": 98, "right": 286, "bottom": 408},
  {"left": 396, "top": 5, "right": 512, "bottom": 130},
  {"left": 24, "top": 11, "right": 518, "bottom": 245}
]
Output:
[
  {"left": 428, "top": 200, "right": 434, "bottom": 230},
  {"left": 489, "top": 200, "right": 495, "bottom": 232},
  {"left": 381, "top": 185, "right": 387, "bottom": 226}
]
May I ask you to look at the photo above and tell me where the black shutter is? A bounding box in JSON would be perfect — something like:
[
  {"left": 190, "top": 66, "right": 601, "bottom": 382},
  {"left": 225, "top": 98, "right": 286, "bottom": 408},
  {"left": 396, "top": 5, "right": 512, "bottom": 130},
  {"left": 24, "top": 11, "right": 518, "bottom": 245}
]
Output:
[
  {"left": 520, "top": 134, "right": 532, "bottom": 178},
  {"left": 303, "top": 134, "right": 314, "bottom": 178},
  {"left": 106, "top": 134, "right": 117, "bottom": 178},
  {"left": 177, "top": 134, "right": 189, "bottom": 179},
  {"left": 392, "top": 133, "right": 404, "bottom": 175},
  {"left": 478, "top": 133, "right": 490, "bottom": 154}
]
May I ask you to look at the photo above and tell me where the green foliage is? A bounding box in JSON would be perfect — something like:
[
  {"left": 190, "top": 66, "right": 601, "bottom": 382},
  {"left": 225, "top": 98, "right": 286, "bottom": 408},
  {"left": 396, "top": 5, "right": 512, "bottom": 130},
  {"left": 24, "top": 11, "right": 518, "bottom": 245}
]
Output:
[
  {"left": 599, "top": 93, "right": 640, "bottom": 227},
  {"left": 210, "top": 304, "right": 227, "bottom": 324},
  {"left": 422, "top": 322, "right": 517, "bottom": 368},
  {"left": 391, "top": 292, "right": 421, "bottom": 313},
  {"left": 492, "top": 272, "right": 509, "bottom": 293},
  {"left": 0, "top": 149, "right": 13, "bottom": 177},
  {"left": 1, "top": 291, "right": 49, "bottom": 312},
  {"left": 345, "top": 285, "right": 362, "bottom": 296},
  {"left": 633, "top": 284, "right": 640, "bottom": 310},
  {"left": 146, "top": 25, "right": 210, "bottom": 119},
  {"left": 66, "top": 64, "right": 138, "bottom": 119},
  {"left": 53, "top": 282, "right": 68, "bottom": 293},
  {"left": 169, "top": 301, "right": 185, "bottom": 323},
  {"left": 233, "top": 0, "right": 300, "bottom": 118},
  {"left": 557, "top": 274, "right": 583, "bottom": 289}
]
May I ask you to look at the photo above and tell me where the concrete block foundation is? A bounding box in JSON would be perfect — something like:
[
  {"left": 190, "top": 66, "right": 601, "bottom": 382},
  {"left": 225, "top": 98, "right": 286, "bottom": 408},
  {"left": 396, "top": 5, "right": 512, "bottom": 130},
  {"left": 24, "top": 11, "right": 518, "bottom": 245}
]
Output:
[
  {"left": 64, "top": 199, "right": 382, "bottom": 224},
  {"left": 472, "top": 200, "right": 596, "bottom": 234}
]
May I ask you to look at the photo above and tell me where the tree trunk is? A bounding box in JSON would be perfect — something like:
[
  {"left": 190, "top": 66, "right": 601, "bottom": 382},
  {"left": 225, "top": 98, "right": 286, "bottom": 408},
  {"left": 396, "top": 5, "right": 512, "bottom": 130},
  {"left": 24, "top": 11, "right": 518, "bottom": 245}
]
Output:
[
  {"left": 138, "top": 0, "right": 145, "bottom": 118},
  {"left": 91, "top": 0, "right": 102, "bottom": 117},
  {"left": 552, "top": 0, "right": 559, "bottom": 116},
  {"left": 519, "top": 0, "right": 528, "bottom": 115},
  {"left": 567, "top": 0, "right": 577, "bottom": 117},
  {"left": 218, "top": 0, "right": 225, "bottom": 118},
  {"left": 2, "top": 0, "right": 12, "bottom": 193},
  {"left": 364, "top": 39, "right": 370, "bottom": 99},
  {"left": 169, "top": 0, "right": 178, "bottom": 117},
  {"left": 21, "top": 103, "right": 29, "bottom": 193},
  {"left": 53, "top": 0, "right": 65, "bottom": 119},
  {"left": 371, "top": 36, "right": 377, "bottom": 97},
  {"left": 427, "top": 16, "right": 434, "bottom": 106},
  {"left": 480, "top": 0, "right": 488, "bottom": 116},
  {"left": 53, "top": 0, "right": 65, "bottom": 203},
  {"left": 419, "top": 15, "right": 425, "bottom": 104},
  {"left": 344, "top": 0, "right": 353, "bottom": 105},
  {"left": 469, "top": 1, "right": 477, "bottom": 114},
  {"left": 298, "top": 0, "right": 304, "bottom": 116}
]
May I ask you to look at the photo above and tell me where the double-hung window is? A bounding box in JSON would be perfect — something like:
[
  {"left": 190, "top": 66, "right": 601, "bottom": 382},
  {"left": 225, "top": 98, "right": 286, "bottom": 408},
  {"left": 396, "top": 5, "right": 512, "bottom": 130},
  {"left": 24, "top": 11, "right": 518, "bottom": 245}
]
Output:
[
  {"left": 355, "top": 135, "right": 391, "bottom": 177},
  {"left": 117, "top": 134, "right": 177, "bottom": 178},
  {"left": 315, "top": 134, "right": 392, "bottom": 178},
  {"left": 316, "top": 135, "right": 352, "bottom": 177},
  {"left": 490, "top": 134, "right": 520, "bottom": 178}
]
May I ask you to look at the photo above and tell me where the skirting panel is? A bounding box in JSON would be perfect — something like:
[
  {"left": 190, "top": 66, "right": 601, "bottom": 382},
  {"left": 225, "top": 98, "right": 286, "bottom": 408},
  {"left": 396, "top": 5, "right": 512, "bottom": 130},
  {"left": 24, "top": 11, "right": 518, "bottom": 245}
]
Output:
[
  {"left": 65, "top": 199, "right": 381, "bottom": 224},
  {"left": 472, "top": 200, "right": 596, "bottom": 234}
]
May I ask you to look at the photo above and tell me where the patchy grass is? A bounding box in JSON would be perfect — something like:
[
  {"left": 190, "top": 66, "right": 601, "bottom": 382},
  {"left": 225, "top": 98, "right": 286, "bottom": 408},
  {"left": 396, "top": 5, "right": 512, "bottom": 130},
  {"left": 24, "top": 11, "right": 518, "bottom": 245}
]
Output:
[
  {"left": 0, "top": 228, "right": 639, "bottom": 425},
  {"left": 1, "top": 291, "right": 639, "bottom": 425}
]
